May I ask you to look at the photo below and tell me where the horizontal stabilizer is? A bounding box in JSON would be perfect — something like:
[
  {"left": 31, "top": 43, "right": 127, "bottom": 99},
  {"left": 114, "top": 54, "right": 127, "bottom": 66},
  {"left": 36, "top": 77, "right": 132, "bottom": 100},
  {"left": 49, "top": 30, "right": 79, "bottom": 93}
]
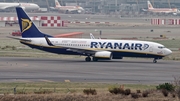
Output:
[{"left": 7, "top": 36, "right": 31, "bottom": 42}]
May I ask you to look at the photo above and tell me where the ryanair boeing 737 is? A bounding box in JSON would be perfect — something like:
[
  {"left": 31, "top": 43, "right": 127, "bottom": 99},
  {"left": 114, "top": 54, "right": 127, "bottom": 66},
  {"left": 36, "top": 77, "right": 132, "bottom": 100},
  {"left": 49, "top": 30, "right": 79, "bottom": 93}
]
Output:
[{"left": 14, "top": 7, "right": 172, "bottom": 63}]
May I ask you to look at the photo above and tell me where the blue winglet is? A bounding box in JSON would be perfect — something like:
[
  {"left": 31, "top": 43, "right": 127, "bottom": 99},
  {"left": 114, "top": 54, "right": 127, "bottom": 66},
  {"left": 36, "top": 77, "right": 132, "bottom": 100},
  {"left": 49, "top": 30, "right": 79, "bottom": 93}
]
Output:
[{"left": 44, "top": 35, "right": 54, "bottom": 46}]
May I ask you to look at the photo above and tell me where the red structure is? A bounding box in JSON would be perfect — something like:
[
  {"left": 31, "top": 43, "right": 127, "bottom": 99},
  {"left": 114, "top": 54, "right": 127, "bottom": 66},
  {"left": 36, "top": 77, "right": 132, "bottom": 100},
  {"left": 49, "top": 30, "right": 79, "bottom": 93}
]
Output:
[{"left": 54, "top": 32, "right": 83, "bottom": 38}]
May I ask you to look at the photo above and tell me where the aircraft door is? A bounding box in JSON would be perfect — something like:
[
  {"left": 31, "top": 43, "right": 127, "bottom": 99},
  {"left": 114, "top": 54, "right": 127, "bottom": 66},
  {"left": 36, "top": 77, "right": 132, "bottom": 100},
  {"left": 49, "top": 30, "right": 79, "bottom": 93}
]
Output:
[
  {"left": 39, "top": 40, "right": 44, "bottom": 48},
  {"left": 149, "top": 45, "right": 153, "bottom": 52}
]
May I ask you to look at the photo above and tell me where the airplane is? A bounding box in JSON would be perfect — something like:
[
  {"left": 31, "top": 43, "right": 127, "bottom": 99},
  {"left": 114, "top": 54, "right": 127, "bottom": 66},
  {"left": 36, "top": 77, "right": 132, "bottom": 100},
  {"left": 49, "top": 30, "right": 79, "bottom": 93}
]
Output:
[
  {"left": 12, "top": 7, "right": 172, "bottom": 63},
  {"left": 142, "top": 1, "right": 179, "bottom": 15},
  {"left": 50, "top": 0, "right": 84, "bottom": 14},
  {"left": 0, "top": 2, "right": 39, "bottom": 11}
]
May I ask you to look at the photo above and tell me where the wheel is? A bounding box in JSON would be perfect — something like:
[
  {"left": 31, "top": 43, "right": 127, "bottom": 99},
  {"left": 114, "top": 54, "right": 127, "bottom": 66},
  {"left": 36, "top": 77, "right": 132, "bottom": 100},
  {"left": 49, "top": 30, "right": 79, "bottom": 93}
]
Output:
[
  {"left": 153, "top": 59, "right": 157, "bottom": 63},
  {"left": 85, "top": 57, "right": 91, "bottom": 62},
  {"left": 92, "top": 57, "right": 98, "bottom": 61}
]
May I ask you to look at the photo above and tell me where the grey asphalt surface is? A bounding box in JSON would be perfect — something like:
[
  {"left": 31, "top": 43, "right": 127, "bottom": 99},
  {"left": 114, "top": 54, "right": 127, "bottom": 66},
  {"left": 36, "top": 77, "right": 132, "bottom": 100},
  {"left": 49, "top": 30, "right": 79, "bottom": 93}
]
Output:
[{"left": 0, "top": 57, "right": 179, "bottom": 84}]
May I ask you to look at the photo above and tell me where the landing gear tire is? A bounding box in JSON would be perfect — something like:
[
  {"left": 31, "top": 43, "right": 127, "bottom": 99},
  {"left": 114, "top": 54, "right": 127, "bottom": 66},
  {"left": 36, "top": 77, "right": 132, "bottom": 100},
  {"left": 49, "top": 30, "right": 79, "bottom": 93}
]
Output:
[
  {"left": 153, "top": 59, "right": 157, "bottom": 63},
  {"left": 92, "top": 57, "right": 98, "bottom": 62},
  {"left": 85, "top": 57, "right": 91, "bottom": 62}
]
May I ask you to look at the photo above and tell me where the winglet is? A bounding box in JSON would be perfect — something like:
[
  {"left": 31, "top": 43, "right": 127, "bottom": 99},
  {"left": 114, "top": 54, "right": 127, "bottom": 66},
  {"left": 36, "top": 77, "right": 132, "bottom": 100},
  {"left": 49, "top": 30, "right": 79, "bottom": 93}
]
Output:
[
  {"left": 90, "top": 33, "right": 95, "bottom": 39},
  {"left": 44, "top": 35, "right": 54, "bottom": 46}
]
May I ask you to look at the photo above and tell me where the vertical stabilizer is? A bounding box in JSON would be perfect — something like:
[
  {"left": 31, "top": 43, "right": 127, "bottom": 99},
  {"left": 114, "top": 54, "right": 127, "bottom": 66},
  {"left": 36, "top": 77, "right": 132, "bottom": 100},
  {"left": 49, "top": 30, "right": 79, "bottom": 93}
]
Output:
[
  {"left": 16, "top": 7, "right": 52, "bottom": 38},
  {"left": 147, "top": 1, "right": 154, "bottom": 9},
  {"left": 55, "top": 0, "right": 61, "bottom": 7}
]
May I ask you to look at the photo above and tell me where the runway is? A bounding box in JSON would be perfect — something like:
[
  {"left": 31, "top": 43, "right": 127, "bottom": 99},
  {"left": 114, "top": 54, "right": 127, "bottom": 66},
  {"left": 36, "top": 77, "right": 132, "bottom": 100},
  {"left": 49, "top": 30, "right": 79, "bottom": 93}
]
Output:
[{"left": 0, "top": 57, "right": 179, "bottom": 84}]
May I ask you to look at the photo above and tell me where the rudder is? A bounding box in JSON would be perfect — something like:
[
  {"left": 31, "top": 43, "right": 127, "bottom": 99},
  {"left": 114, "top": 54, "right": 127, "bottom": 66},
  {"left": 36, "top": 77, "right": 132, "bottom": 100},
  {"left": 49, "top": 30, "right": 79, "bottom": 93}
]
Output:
[
  {"left": 55, "top": 0, "right": 61, "bottom": 7},
  {"left": 147, "top": 0, "right": 154, "bottom": 9}
]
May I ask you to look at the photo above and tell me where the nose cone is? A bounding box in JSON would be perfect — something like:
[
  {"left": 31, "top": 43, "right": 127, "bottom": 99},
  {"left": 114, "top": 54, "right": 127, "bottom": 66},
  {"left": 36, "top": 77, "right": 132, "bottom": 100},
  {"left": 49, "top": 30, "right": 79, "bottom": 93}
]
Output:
[
  {"left": 165, "top": 48, "right": 172, "bottom": 56},
  {"left": 79, "top": 7, "right": 84, "bottom": 10}
]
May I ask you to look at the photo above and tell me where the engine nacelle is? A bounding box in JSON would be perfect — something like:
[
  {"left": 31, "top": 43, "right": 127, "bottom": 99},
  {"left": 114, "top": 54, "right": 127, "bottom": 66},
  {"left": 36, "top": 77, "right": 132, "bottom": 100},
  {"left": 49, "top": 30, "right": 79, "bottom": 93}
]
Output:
[
  {"left": 77, "top": 10, "right": 82, "bottom": 13},
  {"left": 94, "top": 51, "right": 112, "bottom": 60}
]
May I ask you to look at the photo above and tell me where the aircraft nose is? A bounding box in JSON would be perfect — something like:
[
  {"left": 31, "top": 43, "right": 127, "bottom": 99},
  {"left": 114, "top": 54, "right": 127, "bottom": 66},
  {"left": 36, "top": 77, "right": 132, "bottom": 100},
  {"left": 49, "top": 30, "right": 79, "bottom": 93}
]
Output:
[
  {"left": 165, "top": 48, "right": 172, "bottom": 55},
  {"left": 80, "top": 7, "right": 84, "bottom": 10}
]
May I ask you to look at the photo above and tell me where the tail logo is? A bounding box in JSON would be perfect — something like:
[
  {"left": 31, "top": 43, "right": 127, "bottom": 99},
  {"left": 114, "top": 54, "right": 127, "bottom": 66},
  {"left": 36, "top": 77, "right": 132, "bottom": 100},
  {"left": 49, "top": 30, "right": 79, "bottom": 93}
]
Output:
[
  {"left": 21, "top": 18, "right": 32, "bottom": 33},
  {"left": 56, "top": 2, "right": 58, "bottom": 5},
  {"left": 148, "top": 4, "right": 152, "bottom": 8}
]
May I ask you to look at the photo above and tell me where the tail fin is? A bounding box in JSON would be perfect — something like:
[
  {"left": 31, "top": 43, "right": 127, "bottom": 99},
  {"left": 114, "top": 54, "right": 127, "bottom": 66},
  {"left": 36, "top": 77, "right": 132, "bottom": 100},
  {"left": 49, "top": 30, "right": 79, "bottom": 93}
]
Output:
[
  {"left": 147, "top": 1, "right": 154, "bottom": 9},
  {"left": 16, "top": 7, "right": 52, "bottom": 38},
  {"left": 55, "top": 0, "right": 61, "bottom": 7}
]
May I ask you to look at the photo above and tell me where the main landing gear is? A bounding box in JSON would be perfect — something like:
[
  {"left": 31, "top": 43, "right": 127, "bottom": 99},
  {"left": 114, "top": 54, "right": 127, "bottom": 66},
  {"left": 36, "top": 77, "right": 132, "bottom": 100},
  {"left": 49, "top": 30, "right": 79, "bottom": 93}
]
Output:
[
  {"left": 85, "top": 56, "right": 91, "bottom": 62},
  {"left": 85, "top": 56, "right": 98, "bottom": 62},
  {"left": 153, "top": 58, "right": 157, "bottom": 63}
]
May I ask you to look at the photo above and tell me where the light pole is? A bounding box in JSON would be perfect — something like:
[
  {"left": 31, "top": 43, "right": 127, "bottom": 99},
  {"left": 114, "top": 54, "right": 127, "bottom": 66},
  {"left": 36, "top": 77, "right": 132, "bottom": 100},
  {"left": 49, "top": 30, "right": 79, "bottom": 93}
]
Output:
[
  {"left": 95, "top": 29, "right": 102, "bottom": 39},
  {"left": 168, "top": 0, "right": 171, "bottom": 9},
  {"left": 46, "top": 0, "right": 49, "bottom": 11},
  {"left": 136, "top": 0, "right": 139, "bottom": 12}
]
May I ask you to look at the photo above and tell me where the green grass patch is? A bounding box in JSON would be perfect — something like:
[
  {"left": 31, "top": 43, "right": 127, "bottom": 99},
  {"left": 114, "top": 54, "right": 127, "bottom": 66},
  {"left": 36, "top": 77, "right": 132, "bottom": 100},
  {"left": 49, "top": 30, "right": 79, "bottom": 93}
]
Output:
[
  {"left": 152, "top": 39, "right": 180, "bottom": 48},
  {"left": 0, "top": 82, "right": 156, "bottom": 94}
]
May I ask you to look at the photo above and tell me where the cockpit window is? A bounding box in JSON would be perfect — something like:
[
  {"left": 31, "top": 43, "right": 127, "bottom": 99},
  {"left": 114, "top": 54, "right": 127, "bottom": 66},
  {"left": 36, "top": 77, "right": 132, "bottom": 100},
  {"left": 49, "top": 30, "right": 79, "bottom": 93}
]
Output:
[{"left": 158, "top": 46, "right": 165, "bottom": 49}]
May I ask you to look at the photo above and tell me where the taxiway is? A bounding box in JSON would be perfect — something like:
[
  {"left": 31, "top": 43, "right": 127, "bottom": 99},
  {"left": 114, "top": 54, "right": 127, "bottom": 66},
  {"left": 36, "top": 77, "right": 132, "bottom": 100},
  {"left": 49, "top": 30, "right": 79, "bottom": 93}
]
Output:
[{"left": 0, "top": 57, "right": 179, "bottom": 84}]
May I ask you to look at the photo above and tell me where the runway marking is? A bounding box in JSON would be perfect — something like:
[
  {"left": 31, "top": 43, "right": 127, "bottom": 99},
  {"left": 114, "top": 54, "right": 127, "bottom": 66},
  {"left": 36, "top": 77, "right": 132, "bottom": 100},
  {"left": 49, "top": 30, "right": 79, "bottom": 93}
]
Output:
[{"left": 64, "top": 80, "right": 71, "bottom": 83}]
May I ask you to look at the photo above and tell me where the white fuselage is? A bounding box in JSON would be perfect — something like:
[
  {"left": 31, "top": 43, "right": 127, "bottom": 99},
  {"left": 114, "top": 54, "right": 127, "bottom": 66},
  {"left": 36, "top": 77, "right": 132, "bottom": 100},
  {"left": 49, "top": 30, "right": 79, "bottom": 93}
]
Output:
[
  {"left": 55, "top": 6, "right": 84, "bottom": 13},
  {"left": 148, "top": 8, "right": 178, "bottom": 13},
  {"left": 21, "top": 38, "right": 172, "bottom": 58},
  {"left": 0, "top": 2, "right": 39, "bottom": 11}
]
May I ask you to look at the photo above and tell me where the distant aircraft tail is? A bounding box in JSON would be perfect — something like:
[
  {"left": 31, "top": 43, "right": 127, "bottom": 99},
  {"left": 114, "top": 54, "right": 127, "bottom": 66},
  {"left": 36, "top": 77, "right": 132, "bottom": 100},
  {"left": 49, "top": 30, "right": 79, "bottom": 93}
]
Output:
[
  {"left": 147, "top": 0, "right": 154, "bottom": 9},
  {"left": 16, "top": 7, "right": 52, "bottom": 38},
  {"left": 55, "top": 0, "right": 61, "bottom": 7}
]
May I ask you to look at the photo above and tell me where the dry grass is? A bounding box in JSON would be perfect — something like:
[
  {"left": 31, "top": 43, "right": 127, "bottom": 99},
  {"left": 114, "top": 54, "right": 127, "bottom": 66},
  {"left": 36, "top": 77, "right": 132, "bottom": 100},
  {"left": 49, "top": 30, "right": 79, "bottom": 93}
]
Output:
[
  {"left": 0, "top": 92, "right": 179, "bottom": 101},
  {"left": 0, "top": 82, "right": 155, "bottom": 94}
]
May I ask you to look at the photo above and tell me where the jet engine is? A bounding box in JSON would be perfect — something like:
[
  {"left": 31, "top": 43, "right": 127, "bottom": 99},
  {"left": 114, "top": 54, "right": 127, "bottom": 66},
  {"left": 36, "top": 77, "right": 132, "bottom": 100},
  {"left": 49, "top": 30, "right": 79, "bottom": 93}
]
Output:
[
  {"left": 94, "top": 51, "right": 112, "bottom": 60},
  {"left": 77, "top": 10, "right": 82, "bottom": 13}
]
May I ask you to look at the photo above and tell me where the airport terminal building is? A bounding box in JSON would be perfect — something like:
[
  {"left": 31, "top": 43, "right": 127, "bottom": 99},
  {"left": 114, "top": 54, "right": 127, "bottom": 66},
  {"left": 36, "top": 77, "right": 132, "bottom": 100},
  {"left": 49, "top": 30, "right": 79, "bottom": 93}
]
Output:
[{"left": 1, "top": 0, "right": 180, "bottom": 13}]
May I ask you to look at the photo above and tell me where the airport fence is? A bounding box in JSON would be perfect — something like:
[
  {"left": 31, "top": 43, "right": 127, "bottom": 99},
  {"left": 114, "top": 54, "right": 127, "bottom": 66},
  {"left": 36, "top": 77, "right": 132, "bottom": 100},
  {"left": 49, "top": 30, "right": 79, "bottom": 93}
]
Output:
[{"left": 151, "top": 18, "right": 180, "bottom": 25}]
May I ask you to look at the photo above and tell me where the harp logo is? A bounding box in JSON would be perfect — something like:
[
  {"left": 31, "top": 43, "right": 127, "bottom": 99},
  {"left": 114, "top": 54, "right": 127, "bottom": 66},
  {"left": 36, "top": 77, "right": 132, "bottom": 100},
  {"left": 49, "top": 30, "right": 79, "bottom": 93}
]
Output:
[{"left": 21, "top": 18, "right": 32, "bottom": 33}]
